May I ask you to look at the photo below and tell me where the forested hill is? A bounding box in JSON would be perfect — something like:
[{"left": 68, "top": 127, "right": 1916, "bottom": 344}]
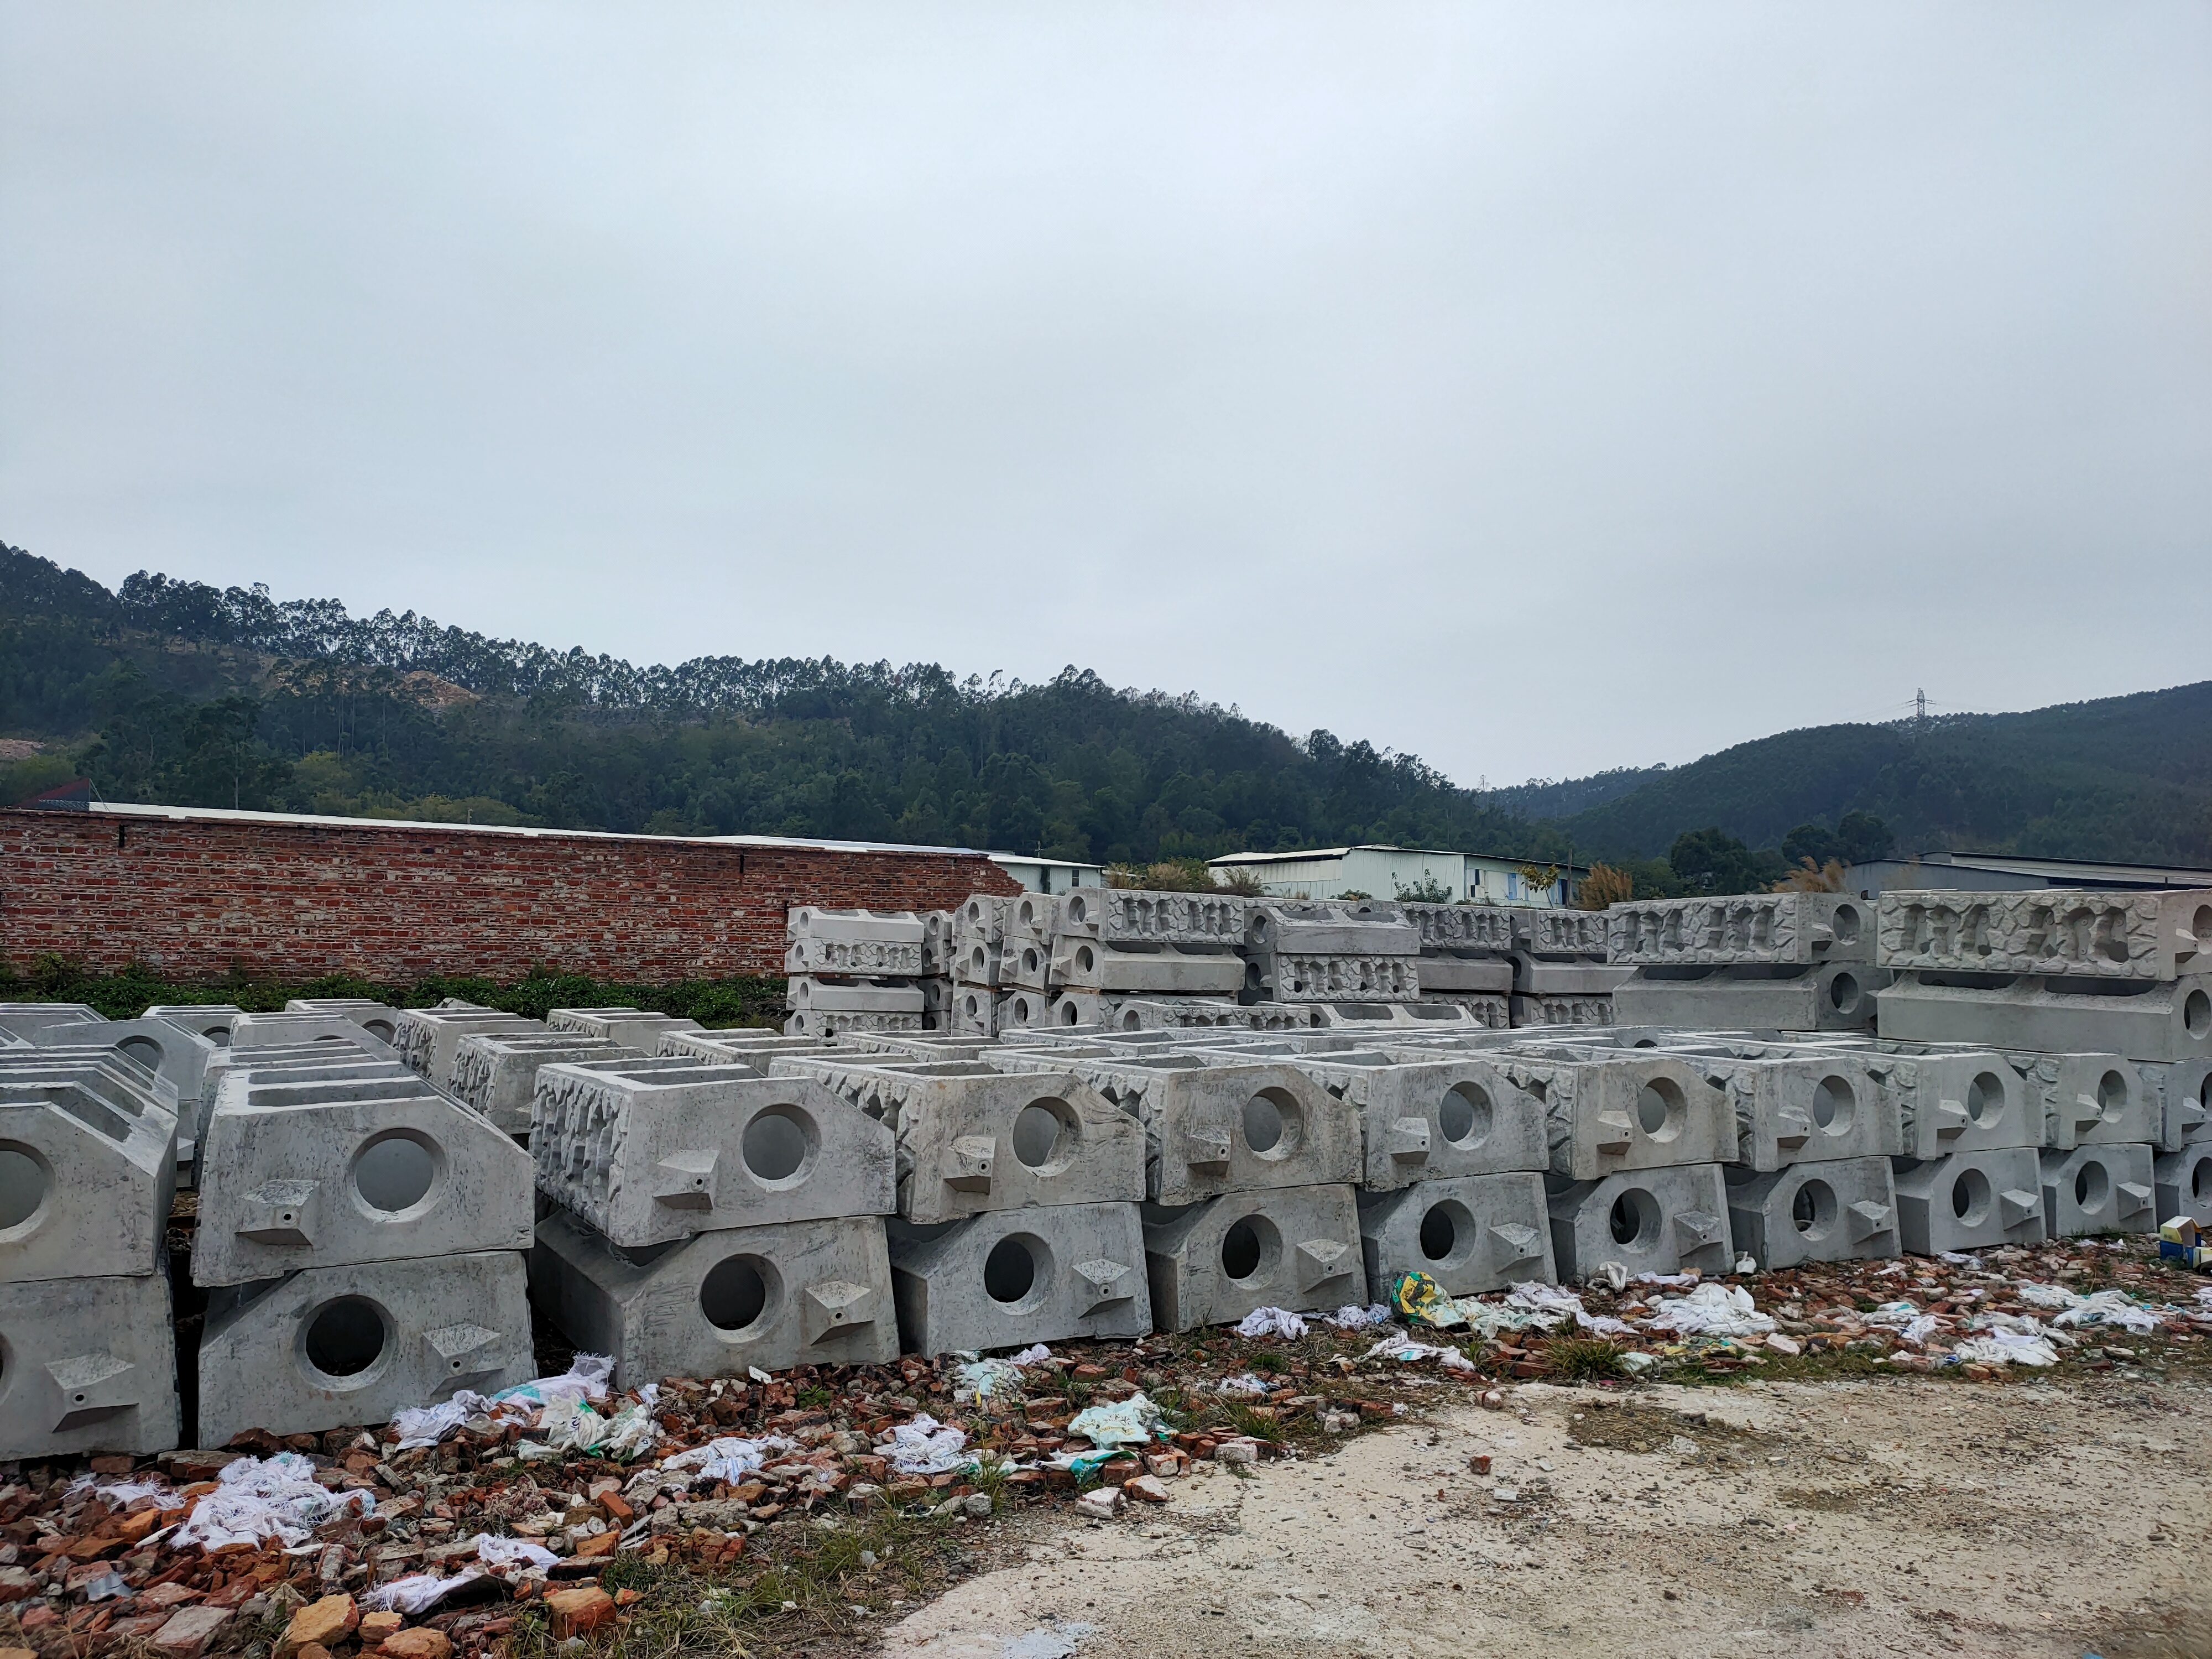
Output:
[
  {"left": 0, "top": 544, "right": 1548, "bottom": 864},
  {"left": 6, "top": 541, "right": 2208, "bottom": 880}
]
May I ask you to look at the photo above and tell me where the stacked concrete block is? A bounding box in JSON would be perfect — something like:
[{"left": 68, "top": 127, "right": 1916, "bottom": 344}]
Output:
[
  {"left": 285, "top": 998, "right": 403, "bottom": 1042},
  {"left": 0, "top": 1046, "right": 182, "bottom": 1458},
  {"left": 1608, "top": 893, "right": 1887, "bottom": 1032},
  {"left": 1243, "top": 900, "right": 1421, "bottom": 1004},
  {"left": 1510, "top": 907, "right": 1624, "bottom": 1027},
  {"left": 546, "top": 1006, "right": 704, "bottom": 1048},
  {"left": 1891, "top": 1149, "right": 2046, "bottom": 1253},
  {"left": 784, "top": 907, "right": 933, "bottom": 1036},
  {"left": 143, "top": 1004, "right": 246, "bottom": 1046},
  {"left": 0, "top": 1003, "right": 105, "bottom": 1041},
  {"left": 1545, "top": 1162, "right": 1734, "bottom": 1280},
  {"left": 390, "top": 1005, "right": 542, "bottom": 1081},
  {"left": 2155, "top": 1142, "right": 2212, "bottom": 1228},
  {"left": 888, "top": 1201, "right": 1151, "bottom": 1354},
  {"left": 1874, "top": 888, "right": 2212, "bottom": 1062},
  {"left": 2143, "top": 1058, "right": 2211, "bottom": 1151},
  {"left": 29, "top": 1016, "right": 220, "bottom": 1177},
  {"left": 949, "top": 894, "right": 1010, "bottom": 1036},
  {"left": 451, "top": 1031, "right": 649, "bottom": 1138},
  {"left": 1144, "top": 1182, "right": 1362, "bottom": 1332},
  {"left": 1724, "top": 1157, "right": 1901, "bottom": 1269},
  {"left": 1355, "top": 1173, "right": 1554, "bottom": 1296},
  {"left": 2038, "top": 1144, "right": 2158, "bottom": 1238},
  {"left": 192, "top": 1033, "right": 537, "bottom": 1443}
]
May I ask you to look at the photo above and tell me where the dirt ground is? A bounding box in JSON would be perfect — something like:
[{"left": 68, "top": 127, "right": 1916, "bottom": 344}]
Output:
[{"left": 876, "top": 1368, "right": 2211, "bottom": 1659}]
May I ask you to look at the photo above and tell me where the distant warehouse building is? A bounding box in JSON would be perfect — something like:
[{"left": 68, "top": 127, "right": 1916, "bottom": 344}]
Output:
[{"left": 1208, "top": 844, "right": 1583, "bottom": 906}]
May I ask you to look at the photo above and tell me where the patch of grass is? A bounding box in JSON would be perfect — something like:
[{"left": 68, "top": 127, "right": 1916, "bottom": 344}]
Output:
[
  {"left": 1247, "top": 1350, "right": 1287, "bottom": 1375},
  {"left": 1211, "top": 1401, "right": 1281, "bottom": 1443},
  {"left": 1546, "top": 1337, "right": 1628, "bottom": 1383},
  {"left": 1062, "top": 1380, "right": 1094, "bottom": 1410},
  {"left": 792, "top": 1384, "right": 833, "bottom": 1411}
]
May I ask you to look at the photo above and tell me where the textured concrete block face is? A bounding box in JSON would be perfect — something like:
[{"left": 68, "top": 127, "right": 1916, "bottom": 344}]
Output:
[
  {"left": 1413, "top": 957, "right": 1516, "bottom": 994},
  {"left": 1400, "top": 903, "right": 1518, "bottom": 956},
  {"left": 954, "top": 894, "right": 1009, "bottom": 949},
  {"left": 1052, "top": 889, "right": 1250, "bottom": 948},
  {"left": 2141, "top": 1060, "right": 2212, "bottom": 1151},
  {"left": 1143, "top": 1183, "right": 1363, "bottom": 1332},
  {"left": 1613, "top": 963, "right": 1884, "bottom": 1032},
  {"left": 1696, "top": 1056, "right": 1902, "bottom": 1171},
  {"left": 545, "top": 1009, "right": 703, "bottom": 1048},
  {"left": 2154, "top": 1145, "right": 2212, "bottom": 1227},
  {"left": 1290, "top": 1053, "right": 1548, "bottom": 1188},
  {"left": 1608, "top": 894, "right": 1877, "bottom": 968},
  {"left": 994, "top": 990, "right": 1053, "bottom": 1033},
  {"left": 531, "top": 1065, "right": 894, "bottom": 1245},
  {"left": 1358, "top": 1172, "right": 1554, "bottom": 1297},
  {"left": 198, "top": 1250, "right": 533, "bottom": 1443},
  {"left": 192, "top": 1072, "right": 534, "bottom": 1286},
  {"left": 774, "top": 1059, "right": 1144, "bottom": 1222},
  {"left": 1876, "top": 973, "right": 2212, "bottom": 1064},
  {"left": 0, "top": 1268, "right": 179, "bottom": 1458},
  {"left": 1502, "top": 1056, "right": 1733, "bottom": 1180},
  {"left": 1244, "top": 902, "right": 1422, "bottom": 1004},
  {"left": 889, "top": 1202, "right": 1150, "bottom": 1355},
  {"left": 1891, "top": 1149, "right": 2046, "bottom": 1253},
  {"left": 450, "top": 1035, "right": 647, "bottom": 1136},
  {"left": 950, "top": 987, "right": 1000, "bottom": 1037},
  {"left": 784, "top": 907, "right": 927, "bottom": 977},
  {"left": 534, "top": 1210, "right": 898, "bottom": 1383},
  {"left": 1510, "top": 993, "right": 1614, "bottom": 1029},
  {"left": 0, "top": 1077, "right": 176, "bottom": 1281},
  {"left": 1866, "top": 1051, "right": 2039, "bottom": 1159},
  {"left": 0, "top": 1005, "right": 104, "bottom": 1041},
  {"left": 1048, "top": 941, "right": 1245, "bottom": 997},
  {"left": 1519, "top": 910, "right": 1610, "bottom": 959},
  {"left": 1724, "top": 1157, "right": 1899, "bottom": 1269},
  {"left": 2003, "top": 1053, "right": 2158, "bottom": 1150},
  {"left": 1877, "top": 888, "right": 2212, "bottom": 980},
  {"left": 786, "top": 979, "right": 926, "bottom": 1017},
  {"left": 2038, "top": 1144, "right": 2157, "bottom": 1237},
  {"left": 285, "top": 1000, "right": 404, "bottom": 1043},
  {"left": 786, "top": 1008, "right": 926, "bottom": 1037},
  {"left": 388, "top": 1009, "right": 539, "bottom": 1082},
  {"left": 29, "top": 1018, "right": 218, "bottom": 1112},
  {"left": 1037, "top": 1056, "right": 1360, "bottom": 1204},
  {"left": 1545, "top": 1164, "right": 1733, "bottom": 1281}
]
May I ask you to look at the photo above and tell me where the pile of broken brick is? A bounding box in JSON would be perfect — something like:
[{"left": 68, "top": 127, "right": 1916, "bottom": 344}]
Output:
[{"left": 2, "top": 1237, "right": 2203, "bottom": 1659}]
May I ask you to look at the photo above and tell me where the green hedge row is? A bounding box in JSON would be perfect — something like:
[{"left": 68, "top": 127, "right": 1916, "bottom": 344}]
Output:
[{"left": 0, "top": 953, "right": 787, "bottom": 1028}]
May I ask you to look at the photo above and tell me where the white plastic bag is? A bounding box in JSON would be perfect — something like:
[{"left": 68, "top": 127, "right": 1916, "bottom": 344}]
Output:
[{"left": 1235, "top": 1307, "right": 1309, "bottom": 1339}]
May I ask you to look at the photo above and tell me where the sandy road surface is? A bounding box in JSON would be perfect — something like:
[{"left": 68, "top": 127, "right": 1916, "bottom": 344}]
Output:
[{"left": 879, "top": 1370, "right": 2209, "bottom": 1659}]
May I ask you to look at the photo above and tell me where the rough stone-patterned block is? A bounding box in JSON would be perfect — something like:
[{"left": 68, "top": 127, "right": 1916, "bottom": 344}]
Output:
[
  {"left": 545, "top": 1008, "right": 703, "bottom": 1048},
  {"left": 771, "top": 1057, "right": 1144, "bottom": 1222},
  {"left": 1288, "top": 1052, "right": 1547, "bottom": 1189},
  {"left": 384, "top": 1009, "right": 538, "bottom": 1082},
  {"left": 2154, "top": 1144, "right": 2212, "bottom": 1228},
  {"left": 785, "top": 978, "right": 926, "bottom": 1018},
  {"left": 533, "top": 1210, "right": 898, "bottom": 1383},
  {"left": 450, "top": 1034, "right": 648, "bottom": 1136},
  {"left": 192, "top": 1071, "right": 534, "bottom": 1286},
  {"left": 1142, "top": 1183, "right": 1363, "bottom": 1332},
  {"left": 1891, "top": 1149, "right": 2045, "bottom": 1253},
  {"left": 1999, "top": 1052, "right": 2159, "bottom": 1150},
  {"left": 1490, "top": 1053, "right": 1732, "bottom": 1181},
  {"left": 1022, "top": 1054, "right": 1359, "bottom": 1204},
  {"left": 1612, "top": 963, "right": 1884, "bottom": 1032},
  {"left": 1517, "top": 909, "right": 1610, "bottom": 959},
  {"left": 1244, "top": 902, "right": 1421, "bottom": 1003},
  {"left": 1046, "top": 994, "right": 1250, "bottom": 1032},
  {"left": 783, "top": 907, "right": 927, "bottom": 977},
  {"left": 1859, "top": 1048, "right": 2040, "bottom": 1159},
  {"left": 785, "top": 1006, "right": 926, "bottom": 1037},
  {"left": 888, "top": 1202, "right": 1150, "bottom": 1355},
  {"left": 0, "top": 1074, "right": 176, "bottom": 1281},
  {"left": 198, "top": 1250, "right": 532, "bottom": 1444},
  {"left": 1724, "top": 1157, "right": 1899, "bottom": 1269},
  {"left": 1545, "top": 1164, "right": 1733, "bottom": 1281},
  {"left": 1876, "top": 972, "right": 2212, "bottom": 1065},
  {"left": 1509, "top": 993, "right": 1614, "bottom": 1029},
  {"left": 1693, "top": 1054, "right": 1902, "bottom": 1171},
  {"left": 1399, "top": 902, "right": 1518, "bottom": 956},
  {"left": 0, "top": 1267, "right": 179, "bottom": 1458},
  {"left": 1877, "top": 888, "right": 2212, "bottom": 981},
  {"left": 1608, "top": 893, "right": 1877, "bottom": 968},
  {"left": 1050, "top": 889, "right": 1249, "bottom": 948},
  {"left": 1358, "top": 1172, "right": 1554, "bottom": 1298},
  {"left": 531, "top": 1063, "right": 893, "bottom": 1246},
  {"left": 2039, "top": 1143, "right": 2157, "bottom": 1237},
  {"left": 953, "top": 893, "right": 1009, "bottom": 950}
]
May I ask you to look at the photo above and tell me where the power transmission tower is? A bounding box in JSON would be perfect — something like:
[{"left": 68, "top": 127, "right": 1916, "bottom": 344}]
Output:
[{"left": 1914, "top": 688, "right": 1927, "bottom": 733}]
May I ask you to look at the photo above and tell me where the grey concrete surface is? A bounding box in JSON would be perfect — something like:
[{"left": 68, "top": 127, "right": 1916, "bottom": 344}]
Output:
[
  {"left": 1357, "top": 1170, "right": 1554, "bottom": 1298},
  {"left": 887, "top": 1201, "right": 1150, "bottom": 1355},
  {"left": 1141, "top": 1181, "right": 1363, "bottom": 1332},
  {"left": 1724, "top": 1156, "right": 1900, "bottom": 1269}
]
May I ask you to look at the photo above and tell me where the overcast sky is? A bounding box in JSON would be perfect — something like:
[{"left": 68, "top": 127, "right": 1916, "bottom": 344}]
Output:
[{"left": 3, "top": 4, "right": 2206, "bottom": 787}]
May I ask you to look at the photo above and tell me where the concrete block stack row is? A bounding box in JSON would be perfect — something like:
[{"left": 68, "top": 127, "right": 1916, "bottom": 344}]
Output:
[
  {"left": 0, "top": 1007, "right": 183, "bottom": 1460},
  {"left": 1606, "top": 891, "right": 1887, "bottom": 1032},
  {"left": 784, "top": 907, "right": 932, "bottom": 1036}
]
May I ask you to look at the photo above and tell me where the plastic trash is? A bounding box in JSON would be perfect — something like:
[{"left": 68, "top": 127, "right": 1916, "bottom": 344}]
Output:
[
  {"left": 1641, "top": 1282, "right": 1775, "bottom": 1339},
  {"left": 170, "top": 1453, "right": 372, "bottom": 1552},
  {"left": 2047, "top": 1290, "right": 2162, "bottom": 1335},
  {"left": 1214, "top": 1374, "right": 1270, "bottom": 1396},
  {"left": 1234, "top": 1307, "right": 1310, "bottom": 1339},
  {"left": 1954, "top": 1330, "right": 2059, "bottom": 1368},
  {"left": 1361, "top": 1335, "right": 1476, "bottom": 1371},
  {"left": 1067, "top": 1392, "right": 1164, "bottom": 1450},
  {"left": 1327, "top": 1303, "right": 1394, "bottom": 1330},
  {"left": 876, "top": 1415, "right": 972, "bottom": 1475},
  {"left": 1391, "top": 1272, "right": 1467, "bottom": 1329},
  {"left": 662, "top": 1434, "right": 799, "bottom": 1485}
]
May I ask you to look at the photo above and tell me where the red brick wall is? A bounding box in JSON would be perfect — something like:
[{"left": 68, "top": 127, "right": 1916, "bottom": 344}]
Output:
[{"left": 0, "top": 808, "right": 1019, "bottom": 983}]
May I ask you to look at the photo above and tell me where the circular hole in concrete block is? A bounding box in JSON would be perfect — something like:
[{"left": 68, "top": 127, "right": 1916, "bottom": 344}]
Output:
[
  {"left": 2193, "top": 1155, "right": 2212, "bottom": 1202},
  {"left": 1017, "top": 900, "right": 1039, "bottom": 928},
  {"left": 1608, "top": 1188, "right": 1660, "bottom": 1248},
  {"left": 1950, "top": 1168, "right": 1991, "bottom": 1225},
  {"left": 304, "top": 1297, "right": 387, "bottom": 1379},
  {"left": 1632, "top": 1038, "right": 1658, "bottom": 1049},
  {"left": 1418, "top": 1203, "right": 1459, "bottom": 1262},
  {"left": 1812, "top": 1076, "right": 1856, "bottom": 1136},
  {"left": 1011, "top": 998, "right": 1034, "bottom": 1024},
  {"left": 1013, "top": 1099, "right": 1076, "bottom": 1171},
  {"left": 984, "top": 1237, "right": 1038, "bottom": 1304},
  {"left": 701, "top": 1255, "right": 772, "bottom": 1332},
  {"left": 117, "top": 1034, "right": 165, "bottom": 1071},
  {"left": 2186, "top": 990, "right": 2211, "bottom": 1039},
  {"left": 353, "top": 1132, "right": 439, "bottom": 1214},
  {"left": 206, "top": 1024, "right": 232, "bottom": 1047},
  {"left": 1965, "top": 1072, "right": 2006, "bottom": 1125},
  {"left": 1076, "top": 947, "right": 1095, "bottom": 974},
  {"left": 742, "top": 1106, "right": 815, "bottom": 1185},
  {"left": 1068, "top": 895, "right": 1089, "bottom": 925},
  {"left": 2073, "top": 1161, "right": 2110, "bottom": 1211},
  {"left": 364, "top": 1019, "right": 396, "bottom": 1041},
  {"left": 1832, "top": 904, "right": 1863, "bottom": 946},
  {"left": 1121, "top": 1009, "right": 1144, "bottom": 1031},
  {"left": 1791, "top": 1178, "right": 1837, "bottom": 1240},
  {"left": 1828, "top": 973, "right": 1861, "bottom": 1014},
  {"left": 962, "top": 994, "right": 981, "bottom": 1020},
  {"left": 1060, "top": 1002, "right": 1081, "bottom": 1026},
  {"left": 0, "top": 1147, "right": 50, "bottom": 1231},
  {"left": 1242, "top": 1088, "right": 1303, "bottom": 1159},
  {"left": 1635, "top": 1078, "right": 1684, "bottom": 1141},
  {"left": 2096, "top": 1070, "right": 2130, "bottom": 1122},
  {"left": 1218, "top": 1215, "right": 1279, "bottom": 1282},
  {"left": 1438, "top": 1083, "right": 1491, "bottom": 1147}
]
